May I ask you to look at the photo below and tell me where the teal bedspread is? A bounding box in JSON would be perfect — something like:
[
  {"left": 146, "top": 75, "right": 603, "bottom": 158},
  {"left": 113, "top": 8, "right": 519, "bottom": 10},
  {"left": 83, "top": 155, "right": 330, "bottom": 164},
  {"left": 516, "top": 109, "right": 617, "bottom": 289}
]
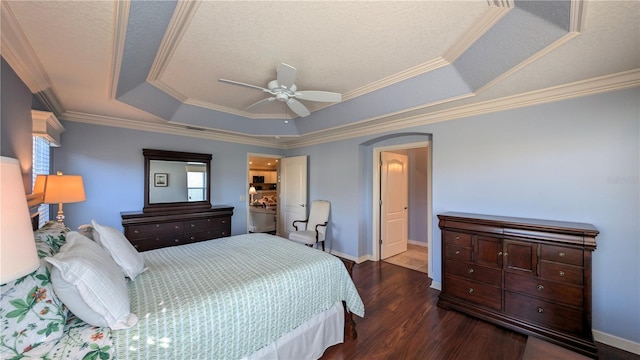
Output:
[{"left": 112, "top": 233, "right": 364, "bottom": 359}]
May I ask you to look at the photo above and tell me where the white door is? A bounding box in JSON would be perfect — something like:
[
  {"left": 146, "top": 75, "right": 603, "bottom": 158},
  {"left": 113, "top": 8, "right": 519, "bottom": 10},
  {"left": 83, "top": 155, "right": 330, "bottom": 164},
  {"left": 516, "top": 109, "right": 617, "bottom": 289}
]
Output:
[
  {"left": 380, "top": 152, "right": 409, "bottom": 259},
  {"left": 278, "top": 156, "right": 308, "bottom": 238}
]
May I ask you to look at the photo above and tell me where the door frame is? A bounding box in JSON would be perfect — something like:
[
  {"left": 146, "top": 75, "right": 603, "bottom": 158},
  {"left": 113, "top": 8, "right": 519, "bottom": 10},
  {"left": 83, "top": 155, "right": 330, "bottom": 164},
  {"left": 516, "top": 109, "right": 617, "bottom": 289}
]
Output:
[
  {"left": 371, "top": 141, "right": 433, "bottom": 275},
  {"left": 247, "top": 152, "right": 283, "bottom": 234}
]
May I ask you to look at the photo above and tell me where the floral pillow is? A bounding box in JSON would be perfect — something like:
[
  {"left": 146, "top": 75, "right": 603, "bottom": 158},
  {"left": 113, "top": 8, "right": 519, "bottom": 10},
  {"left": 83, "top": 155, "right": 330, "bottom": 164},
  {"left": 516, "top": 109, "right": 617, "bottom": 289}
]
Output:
[
  {"left": 33, "top": 221, "right": 69, "bottom": 258},
  {"left": 0, "top": 260, "right": 67, "bottom": 358}
]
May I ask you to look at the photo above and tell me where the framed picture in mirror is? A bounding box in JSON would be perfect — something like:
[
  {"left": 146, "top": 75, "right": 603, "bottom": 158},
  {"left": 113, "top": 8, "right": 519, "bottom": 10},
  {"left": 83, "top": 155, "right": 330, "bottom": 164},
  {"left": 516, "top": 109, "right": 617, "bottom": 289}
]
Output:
[{"left": 154, "top": 173, "right": 168, "bottom": 187}]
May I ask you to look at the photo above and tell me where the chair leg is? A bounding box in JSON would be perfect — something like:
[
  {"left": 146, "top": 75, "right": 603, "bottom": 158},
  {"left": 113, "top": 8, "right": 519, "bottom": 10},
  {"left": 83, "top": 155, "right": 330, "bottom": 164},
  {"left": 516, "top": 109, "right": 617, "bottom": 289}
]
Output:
[{"left": 321, "top": 241, "right": 325, "bottom": 252}]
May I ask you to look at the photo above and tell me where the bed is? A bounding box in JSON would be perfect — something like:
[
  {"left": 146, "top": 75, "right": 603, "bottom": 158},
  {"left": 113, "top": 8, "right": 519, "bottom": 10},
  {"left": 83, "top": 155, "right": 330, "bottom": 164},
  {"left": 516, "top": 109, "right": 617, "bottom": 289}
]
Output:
[{"left": 0, "top": 219, "right": 364, "bottom": 360}]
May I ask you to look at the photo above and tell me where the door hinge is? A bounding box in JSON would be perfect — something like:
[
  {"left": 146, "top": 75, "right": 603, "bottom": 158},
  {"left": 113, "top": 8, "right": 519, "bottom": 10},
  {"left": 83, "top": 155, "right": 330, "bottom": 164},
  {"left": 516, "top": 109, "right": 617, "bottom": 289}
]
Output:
[{"left": 379, "top": 239, "right": 383, "bottom": 245}]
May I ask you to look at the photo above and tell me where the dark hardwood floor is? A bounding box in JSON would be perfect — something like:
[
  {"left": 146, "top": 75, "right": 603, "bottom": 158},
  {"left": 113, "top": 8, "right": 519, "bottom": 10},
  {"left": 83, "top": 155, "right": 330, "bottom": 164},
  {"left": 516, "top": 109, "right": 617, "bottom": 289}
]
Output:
[{"left": 322, "top": 261, "right": 639, "bottom": 360}]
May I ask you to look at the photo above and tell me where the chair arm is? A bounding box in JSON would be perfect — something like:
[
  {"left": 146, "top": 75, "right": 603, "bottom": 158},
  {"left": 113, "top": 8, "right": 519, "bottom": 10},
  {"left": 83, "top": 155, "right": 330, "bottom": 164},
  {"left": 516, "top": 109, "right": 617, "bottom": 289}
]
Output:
[
  {"left": 292, "top": 219, "right": 309, "bottom": 231},
  {"left": 314, "top": 222, "right": 328, "bottom": 240}
]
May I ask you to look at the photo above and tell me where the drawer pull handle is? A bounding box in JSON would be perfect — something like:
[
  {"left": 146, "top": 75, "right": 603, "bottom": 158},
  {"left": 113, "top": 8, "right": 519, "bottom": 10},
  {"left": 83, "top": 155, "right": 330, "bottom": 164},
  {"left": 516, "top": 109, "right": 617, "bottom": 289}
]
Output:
[
  {"left": 156, "top": 224, "right": 160, "bottom": 228},
  {"left": 503, "top": 252, "right": 508, "bottom": 256},
  {"left": 133, "top": 244, "right": 138, "bottom": 249},
  {"left": 468, "top": 288, "right": 474, "bottom": 294},
  {"left": 537, "top": 307, "right": 544, "bottom": 314},
  {"left": 498, "top": 251, "right": 503, "bottom": 256},
  {"left": 222, "top": 220, "right": 226, "bottom": 224},
  {"left": 174, "top": 239, "right": 180, "bottom": 243},
  {"left": 559, "top": 251, "right": 565, "bottom": 257},
  {"left": 175, "top": 226, "right": 179, "bottom": 229},
  {"left": 455, "top": 250, "right": 460, "bottom": 255},
  {"left": 558, "top": 271, "right": 565, "bottom": 276},
  {"left": 190, "top": 236, "right": 195, "bottom": 240},
  {"left": 191, "top": 224, "right": 195, "bottom": 227},
  {"left": 455, "top": 236, "right": 460, "bottom": 240},
  {"left": 536, "top": 284, "right": 544, "bottom": 291},
  {"left": 221, "top": 232, "right": 226, "bottom": 236},
  {"left": 134, "top": 230, "right": 139, "bottom": 234},
  {"left": 468, "top": 268, "right": 474, "bottom": 274}
]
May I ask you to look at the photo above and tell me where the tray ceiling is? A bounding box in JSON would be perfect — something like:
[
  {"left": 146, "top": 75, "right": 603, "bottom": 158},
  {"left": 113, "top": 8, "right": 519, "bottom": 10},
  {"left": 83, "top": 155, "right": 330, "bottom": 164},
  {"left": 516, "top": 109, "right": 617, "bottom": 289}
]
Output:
[{"left": 2, "top": 0, "right": 638, "bottom": 147}]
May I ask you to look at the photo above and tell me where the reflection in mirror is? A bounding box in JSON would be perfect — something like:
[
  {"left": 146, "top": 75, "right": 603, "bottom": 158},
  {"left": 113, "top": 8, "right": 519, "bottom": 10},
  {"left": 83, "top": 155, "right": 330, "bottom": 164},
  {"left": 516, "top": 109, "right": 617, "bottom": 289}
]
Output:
[
  {"left": 143, "top": 149, "right": 212, "bottom": 213},
  {"left": 149, "top": 160, "right": 207, "bottom": 203}
]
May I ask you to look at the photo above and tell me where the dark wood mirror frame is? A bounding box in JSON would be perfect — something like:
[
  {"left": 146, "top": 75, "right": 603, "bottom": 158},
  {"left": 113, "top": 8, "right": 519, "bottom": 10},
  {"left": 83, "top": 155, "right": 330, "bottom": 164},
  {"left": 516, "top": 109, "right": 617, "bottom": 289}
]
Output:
[{"left": 143, "top": 148, "right": 212, "bottom": 213}]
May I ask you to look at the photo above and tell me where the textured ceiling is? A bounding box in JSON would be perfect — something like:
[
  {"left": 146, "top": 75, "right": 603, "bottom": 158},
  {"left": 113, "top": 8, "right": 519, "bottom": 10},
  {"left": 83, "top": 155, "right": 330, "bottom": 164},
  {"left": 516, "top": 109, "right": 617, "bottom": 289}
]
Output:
[{"left": 2, "top": 0, "right": 638, "bottom": 147}]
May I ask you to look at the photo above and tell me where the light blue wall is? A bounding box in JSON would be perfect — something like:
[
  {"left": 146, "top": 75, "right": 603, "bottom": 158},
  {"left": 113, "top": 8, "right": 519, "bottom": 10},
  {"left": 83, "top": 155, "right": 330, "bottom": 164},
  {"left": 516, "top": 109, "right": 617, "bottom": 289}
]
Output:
[
  {"left": 52, "top": 121, "right": 285, "bottom": 234},
  {"left": 1, "top": 57, "right": 34, "bottom": 190}
]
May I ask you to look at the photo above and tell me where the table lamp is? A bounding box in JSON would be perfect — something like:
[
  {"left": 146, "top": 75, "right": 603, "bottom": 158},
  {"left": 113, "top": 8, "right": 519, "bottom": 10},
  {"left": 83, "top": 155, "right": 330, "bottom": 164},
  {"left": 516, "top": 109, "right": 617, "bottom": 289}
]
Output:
[
  {"left": 249, "top": 186, "right": 257, "bottom": 203},
  {"left": 35, "top": 171, "right": 86, "bottom": 224}
]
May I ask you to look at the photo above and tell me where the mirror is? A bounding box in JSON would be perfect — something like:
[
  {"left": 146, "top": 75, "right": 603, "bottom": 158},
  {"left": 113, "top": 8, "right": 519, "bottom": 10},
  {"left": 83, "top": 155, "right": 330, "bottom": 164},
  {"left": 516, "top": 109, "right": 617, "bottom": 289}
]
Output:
[{"left": 143, "top": 149, "right": 212, "bottom": 213}]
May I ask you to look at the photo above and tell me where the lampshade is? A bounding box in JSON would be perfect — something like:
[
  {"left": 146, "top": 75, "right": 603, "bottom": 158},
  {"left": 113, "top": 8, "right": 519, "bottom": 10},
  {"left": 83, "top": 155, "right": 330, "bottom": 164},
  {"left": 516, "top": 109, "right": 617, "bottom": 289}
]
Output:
[
  {"left": 248, "top": 186, "right": 257, "bottom": 195},
  {"left": 37, "top": 171, "right": 86, "bottom": 224},
  {"left": 0, "top": 157, "right": 39, "bottom": 284},
  {"left": 41, "top": 172, "right": 86, "bottom": 204}
]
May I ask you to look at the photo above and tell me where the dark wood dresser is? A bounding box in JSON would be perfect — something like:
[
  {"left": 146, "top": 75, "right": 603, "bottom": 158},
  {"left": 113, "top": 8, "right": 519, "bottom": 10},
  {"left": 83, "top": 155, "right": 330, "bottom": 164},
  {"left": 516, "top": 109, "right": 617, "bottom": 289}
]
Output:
[
  {"left": 437, "top": 212, "right": 598, "bottom": 358},
  {"left": 121, "top": 206, "right": 234, "bottom": 251}
]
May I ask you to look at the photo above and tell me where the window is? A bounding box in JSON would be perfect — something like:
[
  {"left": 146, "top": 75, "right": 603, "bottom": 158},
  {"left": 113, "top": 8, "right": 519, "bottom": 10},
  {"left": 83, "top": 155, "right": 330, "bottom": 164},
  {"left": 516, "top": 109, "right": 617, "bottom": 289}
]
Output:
[
  {"left": 32, "top": 136, "right": 50, "bottom": 226},
  {"left": 187, "top": 171, "right": 206, "bottom": 201}
]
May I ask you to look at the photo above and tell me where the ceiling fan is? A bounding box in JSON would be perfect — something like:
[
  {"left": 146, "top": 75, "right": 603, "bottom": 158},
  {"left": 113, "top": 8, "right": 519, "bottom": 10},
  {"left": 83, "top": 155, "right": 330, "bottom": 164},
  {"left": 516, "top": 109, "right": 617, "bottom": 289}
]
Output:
[{"left": 219, "top": 63, "right": 342, "bottom": 118}]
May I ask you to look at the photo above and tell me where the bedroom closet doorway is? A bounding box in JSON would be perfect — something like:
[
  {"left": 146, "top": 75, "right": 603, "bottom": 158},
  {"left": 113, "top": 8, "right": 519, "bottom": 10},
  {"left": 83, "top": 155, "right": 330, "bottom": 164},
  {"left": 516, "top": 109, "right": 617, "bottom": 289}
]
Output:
[
  {"left": 372, "top": 142, "right": 432, "bottom": 276},
  {"left": 247, "top": 154, "right": 282, "bottom": 235}
]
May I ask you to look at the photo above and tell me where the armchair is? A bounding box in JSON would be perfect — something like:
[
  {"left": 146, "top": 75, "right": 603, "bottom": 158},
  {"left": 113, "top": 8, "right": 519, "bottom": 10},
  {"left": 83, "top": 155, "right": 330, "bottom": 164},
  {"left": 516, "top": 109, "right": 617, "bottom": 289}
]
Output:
[{"left": 288, "top": 200, "right": 330, "bottom": 251}]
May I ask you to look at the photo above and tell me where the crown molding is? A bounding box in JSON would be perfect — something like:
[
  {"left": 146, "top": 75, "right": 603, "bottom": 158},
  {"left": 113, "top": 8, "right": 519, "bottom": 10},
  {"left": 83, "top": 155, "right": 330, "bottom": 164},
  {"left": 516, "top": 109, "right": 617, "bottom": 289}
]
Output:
[
  {"left": 475, "top": 31, "right": 581, "bottom": 95},
  {"left": 147, "top": 0, "right": 201, "bottom": 82},
  {"left": 60, "top": 111, "right": 286, "bottom": 148},
  {"left": 341, "top": 57, "right": 450, "bottom": 102},
  {"left": 442, "top": 2, "right": 512, "bottom": 62},
  {"left": 0, "top": 2, "right": 53, "bottom": 93},
  {"left": 570, "top": 0, "right": 585, "bottom": 33},
  {"left": 182, "top": 98, "right": 294, "bottom": 120},
  {"left": 109, "top": 0, "right": 130, "bottom": 100},
  {"left": 283, "top": 69, "right": 640, "bottom": 148},
  {"left": 61, "top": 69, "right": 639, "bottom": 149}
]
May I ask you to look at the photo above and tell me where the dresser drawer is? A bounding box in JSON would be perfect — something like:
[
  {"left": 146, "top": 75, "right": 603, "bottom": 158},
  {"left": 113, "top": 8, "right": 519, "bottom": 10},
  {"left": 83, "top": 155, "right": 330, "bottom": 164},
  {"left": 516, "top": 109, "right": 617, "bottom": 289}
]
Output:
[
  {"left": 126, "top": 221, "right": 183, "bottom": 239},
  {"left": 445, "top": 244, "right": 472, "bottom": 262},
  {"left": 445, "top": 260, "right": 502, "bottom": 286},
  {"left": 186, "top": 228, "right": 230, "bottom": 242},
  {"left": 184, "top": 216, "right": 230, "bottom": 233},
  {"left": 444, "top": 231, "right": 471, "bottom": 247},
  {"left": 540, "top": 261, "right": 583, "bottom": 285},
  {"left": 505, "top": 291, "right": 584, "bottom": 335},
  {"left": 504, "top": 272, "right": 583, "bottom": 307},
  {"left": 540, "top": 245, "right": 583, "bottom": 266},
  {"left": 445, "top": 275, "right": 502, "bottom": 310},
  {"left": 130, "top": 235, "right": 183, "bottom": 251}
]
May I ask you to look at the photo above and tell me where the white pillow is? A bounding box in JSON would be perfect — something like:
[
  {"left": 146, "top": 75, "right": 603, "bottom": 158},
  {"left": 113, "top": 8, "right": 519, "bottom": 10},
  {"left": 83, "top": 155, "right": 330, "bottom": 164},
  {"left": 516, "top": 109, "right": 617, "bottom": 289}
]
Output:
[
  {"left": 90, "top": 220, "right": 146, "bottom": 280},
  {"left": 44, "top": 232, "right": 138, "bottom": 330}
]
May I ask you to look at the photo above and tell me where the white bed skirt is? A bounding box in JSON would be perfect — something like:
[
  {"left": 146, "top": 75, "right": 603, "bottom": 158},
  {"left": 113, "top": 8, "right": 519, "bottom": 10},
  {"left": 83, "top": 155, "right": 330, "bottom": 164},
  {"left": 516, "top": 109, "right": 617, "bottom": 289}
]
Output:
[{"left": 243, "top": 301, "right": 344, "bottom": 360}]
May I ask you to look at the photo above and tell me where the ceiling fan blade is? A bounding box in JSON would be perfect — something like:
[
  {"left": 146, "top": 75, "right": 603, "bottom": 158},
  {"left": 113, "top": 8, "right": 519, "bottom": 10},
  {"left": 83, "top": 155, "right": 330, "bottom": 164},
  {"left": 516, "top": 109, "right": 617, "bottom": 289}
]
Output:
[
  {"left": 295, "top": 91, "right": 342, "bottom": 102},
  {"left": 246, "top": 97, "right": 276, "bottom": 111},
  {"left": 286, "top": 98, "right": 310, "bottom": 117},
  {"left": 277, "top": 63, "right": 296, "bottom": 89},
  {"left": 219, "top": 79, "right": 269, "bottom": 92}
]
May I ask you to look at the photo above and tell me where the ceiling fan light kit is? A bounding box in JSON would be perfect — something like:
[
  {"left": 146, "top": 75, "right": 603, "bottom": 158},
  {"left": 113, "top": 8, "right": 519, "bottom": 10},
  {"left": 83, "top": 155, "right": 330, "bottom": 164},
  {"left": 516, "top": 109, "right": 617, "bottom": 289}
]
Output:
[{"left": 219, "top": 63, "right": 342, "bottom": 117}]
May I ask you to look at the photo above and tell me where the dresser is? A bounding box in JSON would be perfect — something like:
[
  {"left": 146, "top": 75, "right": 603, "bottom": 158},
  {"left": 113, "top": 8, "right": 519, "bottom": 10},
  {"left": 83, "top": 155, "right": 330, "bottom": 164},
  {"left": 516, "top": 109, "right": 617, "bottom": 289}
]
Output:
[
  {"left": 437, "top": 212, "right": 598, "bottom": 358},
  {"left": 121, "top": 206, "right": 234, "bottom": 251}
]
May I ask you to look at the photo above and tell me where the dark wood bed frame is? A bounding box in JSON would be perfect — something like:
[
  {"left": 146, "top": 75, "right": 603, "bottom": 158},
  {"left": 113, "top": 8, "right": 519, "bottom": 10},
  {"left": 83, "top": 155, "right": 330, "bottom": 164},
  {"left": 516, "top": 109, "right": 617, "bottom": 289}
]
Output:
[{"left": 26, "top": 193, "right": 359, "bottom": 341}]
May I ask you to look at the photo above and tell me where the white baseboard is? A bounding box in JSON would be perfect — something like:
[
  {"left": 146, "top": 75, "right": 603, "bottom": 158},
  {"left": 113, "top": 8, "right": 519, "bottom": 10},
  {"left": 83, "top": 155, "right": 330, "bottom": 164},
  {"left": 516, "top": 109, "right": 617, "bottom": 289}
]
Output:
[
  {"left": 593, "top": 329, "right": 640, "bottom": 355},
  {"left": 408, "top": 239, "right": 428, "bottom": 247},
  {"left": 430, "top": 281, "right": 442, "bottom": 291},
  {"left": 328, "top": 249, "right": 371, "bottom": 264}
]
